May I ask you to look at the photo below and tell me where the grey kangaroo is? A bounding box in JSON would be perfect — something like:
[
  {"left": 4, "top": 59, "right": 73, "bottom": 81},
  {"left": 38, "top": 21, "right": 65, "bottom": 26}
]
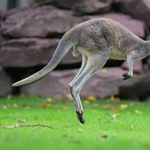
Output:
[{"left": 12, "top": 18, "right": 150, "bottom": 124}]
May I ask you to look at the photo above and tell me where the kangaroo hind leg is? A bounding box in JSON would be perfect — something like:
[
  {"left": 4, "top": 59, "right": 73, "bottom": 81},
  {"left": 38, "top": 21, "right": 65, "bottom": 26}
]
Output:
[
  {"left": 69, "top": 53, "right": 109, "bottom": 124},
  {"left": 69, "top": 54, "right": 88, "bottom": 87}
]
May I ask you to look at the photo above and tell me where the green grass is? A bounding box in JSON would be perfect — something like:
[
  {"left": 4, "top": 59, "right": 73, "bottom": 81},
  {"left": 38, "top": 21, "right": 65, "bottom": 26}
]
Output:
[{"left": 0, "top": 95, "right": 150, "bottom": 150}]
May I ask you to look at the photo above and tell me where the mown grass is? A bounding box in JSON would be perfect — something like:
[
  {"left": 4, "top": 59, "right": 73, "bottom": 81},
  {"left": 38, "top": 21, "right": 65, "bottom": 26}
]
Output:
[{"left": 0, "top": 95, "right": 150, "bottom": 150}]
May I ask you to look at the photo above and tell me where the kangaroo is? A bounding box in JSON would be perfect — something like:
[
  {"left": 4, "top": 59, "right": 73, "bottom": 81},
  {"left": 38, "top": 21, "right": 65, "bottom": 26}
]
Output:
[{"left": 12, "top": 18, "right": 150, "bottom": 124}]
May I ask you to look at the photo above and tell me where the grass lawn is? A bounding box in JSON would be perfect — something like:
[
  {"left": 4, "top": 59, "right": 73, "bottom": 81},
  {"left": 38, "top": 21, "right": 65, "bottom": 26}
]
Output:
[{"left": 0, "top": 95, "right": 150, "bottom": 150}]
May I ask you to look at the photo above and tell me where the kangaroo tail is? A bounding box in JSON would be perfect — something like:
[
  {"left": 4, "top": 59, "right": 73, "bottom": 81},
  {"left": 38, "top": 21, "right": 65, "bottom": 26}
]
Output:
[{"left": 12, "top": 35, "right": 77, "bottom": 87}]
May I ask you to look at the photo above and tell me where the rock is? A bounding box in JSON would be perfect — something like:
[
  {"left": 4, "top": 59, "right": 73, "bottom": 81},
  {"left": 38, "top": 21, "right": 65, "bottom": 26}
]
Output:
[
  {"left": 86, "top": 13, "right": 148, "bottom": 38},
  {"left": 121, "top": 60, "right": 143, "bottom": 74},
  {"left": 28, "top": 0, "right": 113, "bottom": 14},
  {"left": 113, "top": 0, "right": 120, "bottom": 4},
  {"left": 1, "top": 6, "right": 84, "bottom": 38},
  {"left": 72, "top": 0, "right": 112, "bottom": 14},
  {"left": 81, "top": 67, "right": 125, "bottom": 98},
  {"left": 0, "top": 9, "right": 5, "bottom": 21},
  {"left": 147, "top": 58, "right": 150, "bottom": 67},
  {"left": 119, "top": 73, "right": 150, "bottom": 100},
  {"left": 0, "top": 66, "right": 12, "bottom": 96},
  {"left": 118, "top": 0, "right": 150, "bottom": 27},
  {"left": 20, "top": 69, "right": 77, "bottom": 97},
  {"left": 142, "top": 64, "right": 149, "bottom": 73},
  {"left": 0, "top": 32, "right": 3, "bottom": 47},
  {"left": 0, "top": 10, "right": 5, "bottom": 52},
  {"left": 20, "top": 67, "right": 150, "bottom": 99},
  {"left": 146, "top": 34, "right": 150, "bottom": 40},
  {"left": 28, "top": 0, "right": 76, "bottom": 9},
  {"left": 1, "top": 38, "right": 82, "bottom": 67},
  {"left": 2, "top": 8, "right": 147, "bottom": 39},
  {"left": 2, "top": 8, "right": 28, "bottom": 19}
]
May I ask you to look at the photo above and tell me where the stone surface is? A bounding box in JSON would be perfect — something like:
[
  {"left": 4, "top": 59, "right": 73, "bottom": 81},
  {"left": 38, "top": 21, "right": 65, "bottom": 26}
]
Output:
[
  {"left": 86, "top": 13, "right": 148, "bottom": 38},
  {"left": 28, "top": 0, "right": 75, "bottom": 8},
  {"left": 81, "top": 67, "right": 125, "bottom": 98},
  {"left": 28, "top": 0, "right": 77, "bottom": 9},
  {"left": 121, "top": 60, "right": 143, "bottom": 74},
  {"left": 147, "top": 57, "right": 150, "bottom": 67},
  {"left": 1, "top": 38, "right": 82, "bottom": 67},
  {"left": 20, "top": 69, "right": 77, "bottom": 97},
  {"left": 0, "top": 66, "right": 12, "bottom": 96},
  {"left": 0, "top": 10, "right": 5, "bottom": 52},
  {"left": 147, "top": 35, "right": 150, "bottom": 40},
  {"left": 2, "top": 8, "right": 28, "bottom": 19},
  {"left": 72, "top": 0, "right": 112, "bottom": 14},
  {"left": 20, "top": 67, "right": 150, "bottom": 99},
  {"left": 28, "top": 0, "right": 113, "bottom": 14},
  {"left": 119, "top": 73, "right": 150, "bottom": 100},
  {"left": 0, "top": 9, "right": 5, "bottom": 21},
  {"left": 0, "top": 32, "right": 3, "bottom": 47},
  {"left": 118, "top": 0, "right": 150, "bottom": 27},
  {"left": 1, "top": 9, "right": 147, "bottom": 39},
  {"left": 1, "top": 6, "right": 84, "bottom": 38},
  {"left": 0, "top": 11, "right": 3, "bottom": 24}
]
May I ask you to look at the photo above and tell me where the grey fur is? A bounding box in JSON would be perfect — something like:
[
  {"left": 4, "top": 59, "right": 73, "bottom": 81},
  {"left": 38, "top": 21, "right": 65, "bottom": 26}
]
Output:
[{"left": 12, "top": 18, "right": 150, "bottom": 123}]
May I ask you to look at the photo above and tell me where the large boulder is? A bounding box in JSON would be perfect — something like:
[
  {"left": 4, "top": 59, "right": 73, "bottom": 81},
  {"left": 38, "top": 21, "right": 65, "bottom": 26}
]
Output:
[
  {"left": 0, "top": 10, "right": 5, "bottom": 52},
  {"left": 118, "top": 0, "right": 150, "bottom": 27},
  {"left": 1, "top": 13, "right": 147, "bottom": 68},
  {"left": 0, "top": 38, "right": 82, "bottom": 67},
  {"left": 81, "top": 67, "right": 125, "bottom": 98},
  {"left": 0, "top": 9, "right": 5, "bottom": 22},
  {"left": 28, "top": 0, "right": 77, "bottom": 9},
  {"left": 1, "top": 6, "right": 84, "bottom": 38},
  {"left": 72, "top": 0, "right": 112, "bottom": 14},
  {"left": 28, "top": 0, "right": 113, "bottom": 14},
  {"left": 28, "top": 0, "right": 77, "bottom": 8},
  {"left": 0, "top": 66, "right": 12, "bottom": 96},
  {"left": 20, "top": 67, "right": 150, "bottom": 100},
  {"left": 20, "top": 69, "right": 76, "bottom": 97},
  {"left": 2, "top": 8, "right": 28, "bottom": 19},
  {"left": 1, "top": 9, "right": 147, "bottom": 39},
  {"left": 86, "top": 13, "right": 148, "bottom": 38},
  {"left": 119, "top": 73, "right": 150, "bottom": 100}
]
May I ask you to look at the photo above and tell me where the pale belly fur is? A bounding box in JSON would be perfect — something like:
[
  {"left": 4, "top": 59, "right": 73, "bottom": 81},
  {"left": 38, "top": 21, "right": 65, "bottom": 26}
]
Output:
[{"left": 109, "top": 46, "right": 127, "bottom": 60}]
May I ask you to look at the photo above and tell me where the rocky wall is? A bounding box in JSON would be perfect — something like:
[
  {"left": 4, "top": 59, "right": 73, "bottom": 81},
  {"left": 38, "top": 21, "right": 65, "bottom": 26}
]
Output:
[{"left": 1, "top": 0, "right": 150, "bottom": 100}]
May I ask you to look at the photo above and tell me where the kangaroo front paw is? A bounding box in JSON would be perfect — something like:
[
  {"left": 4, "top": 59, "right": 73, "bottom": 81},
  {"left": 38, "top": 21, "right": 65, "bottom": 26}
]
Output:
[
  {"left": 122, "top": 73, "right": 131, "bottom": 80},
  {"left": 76, "top": 111, "right": 85, "bottom": 124}
]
